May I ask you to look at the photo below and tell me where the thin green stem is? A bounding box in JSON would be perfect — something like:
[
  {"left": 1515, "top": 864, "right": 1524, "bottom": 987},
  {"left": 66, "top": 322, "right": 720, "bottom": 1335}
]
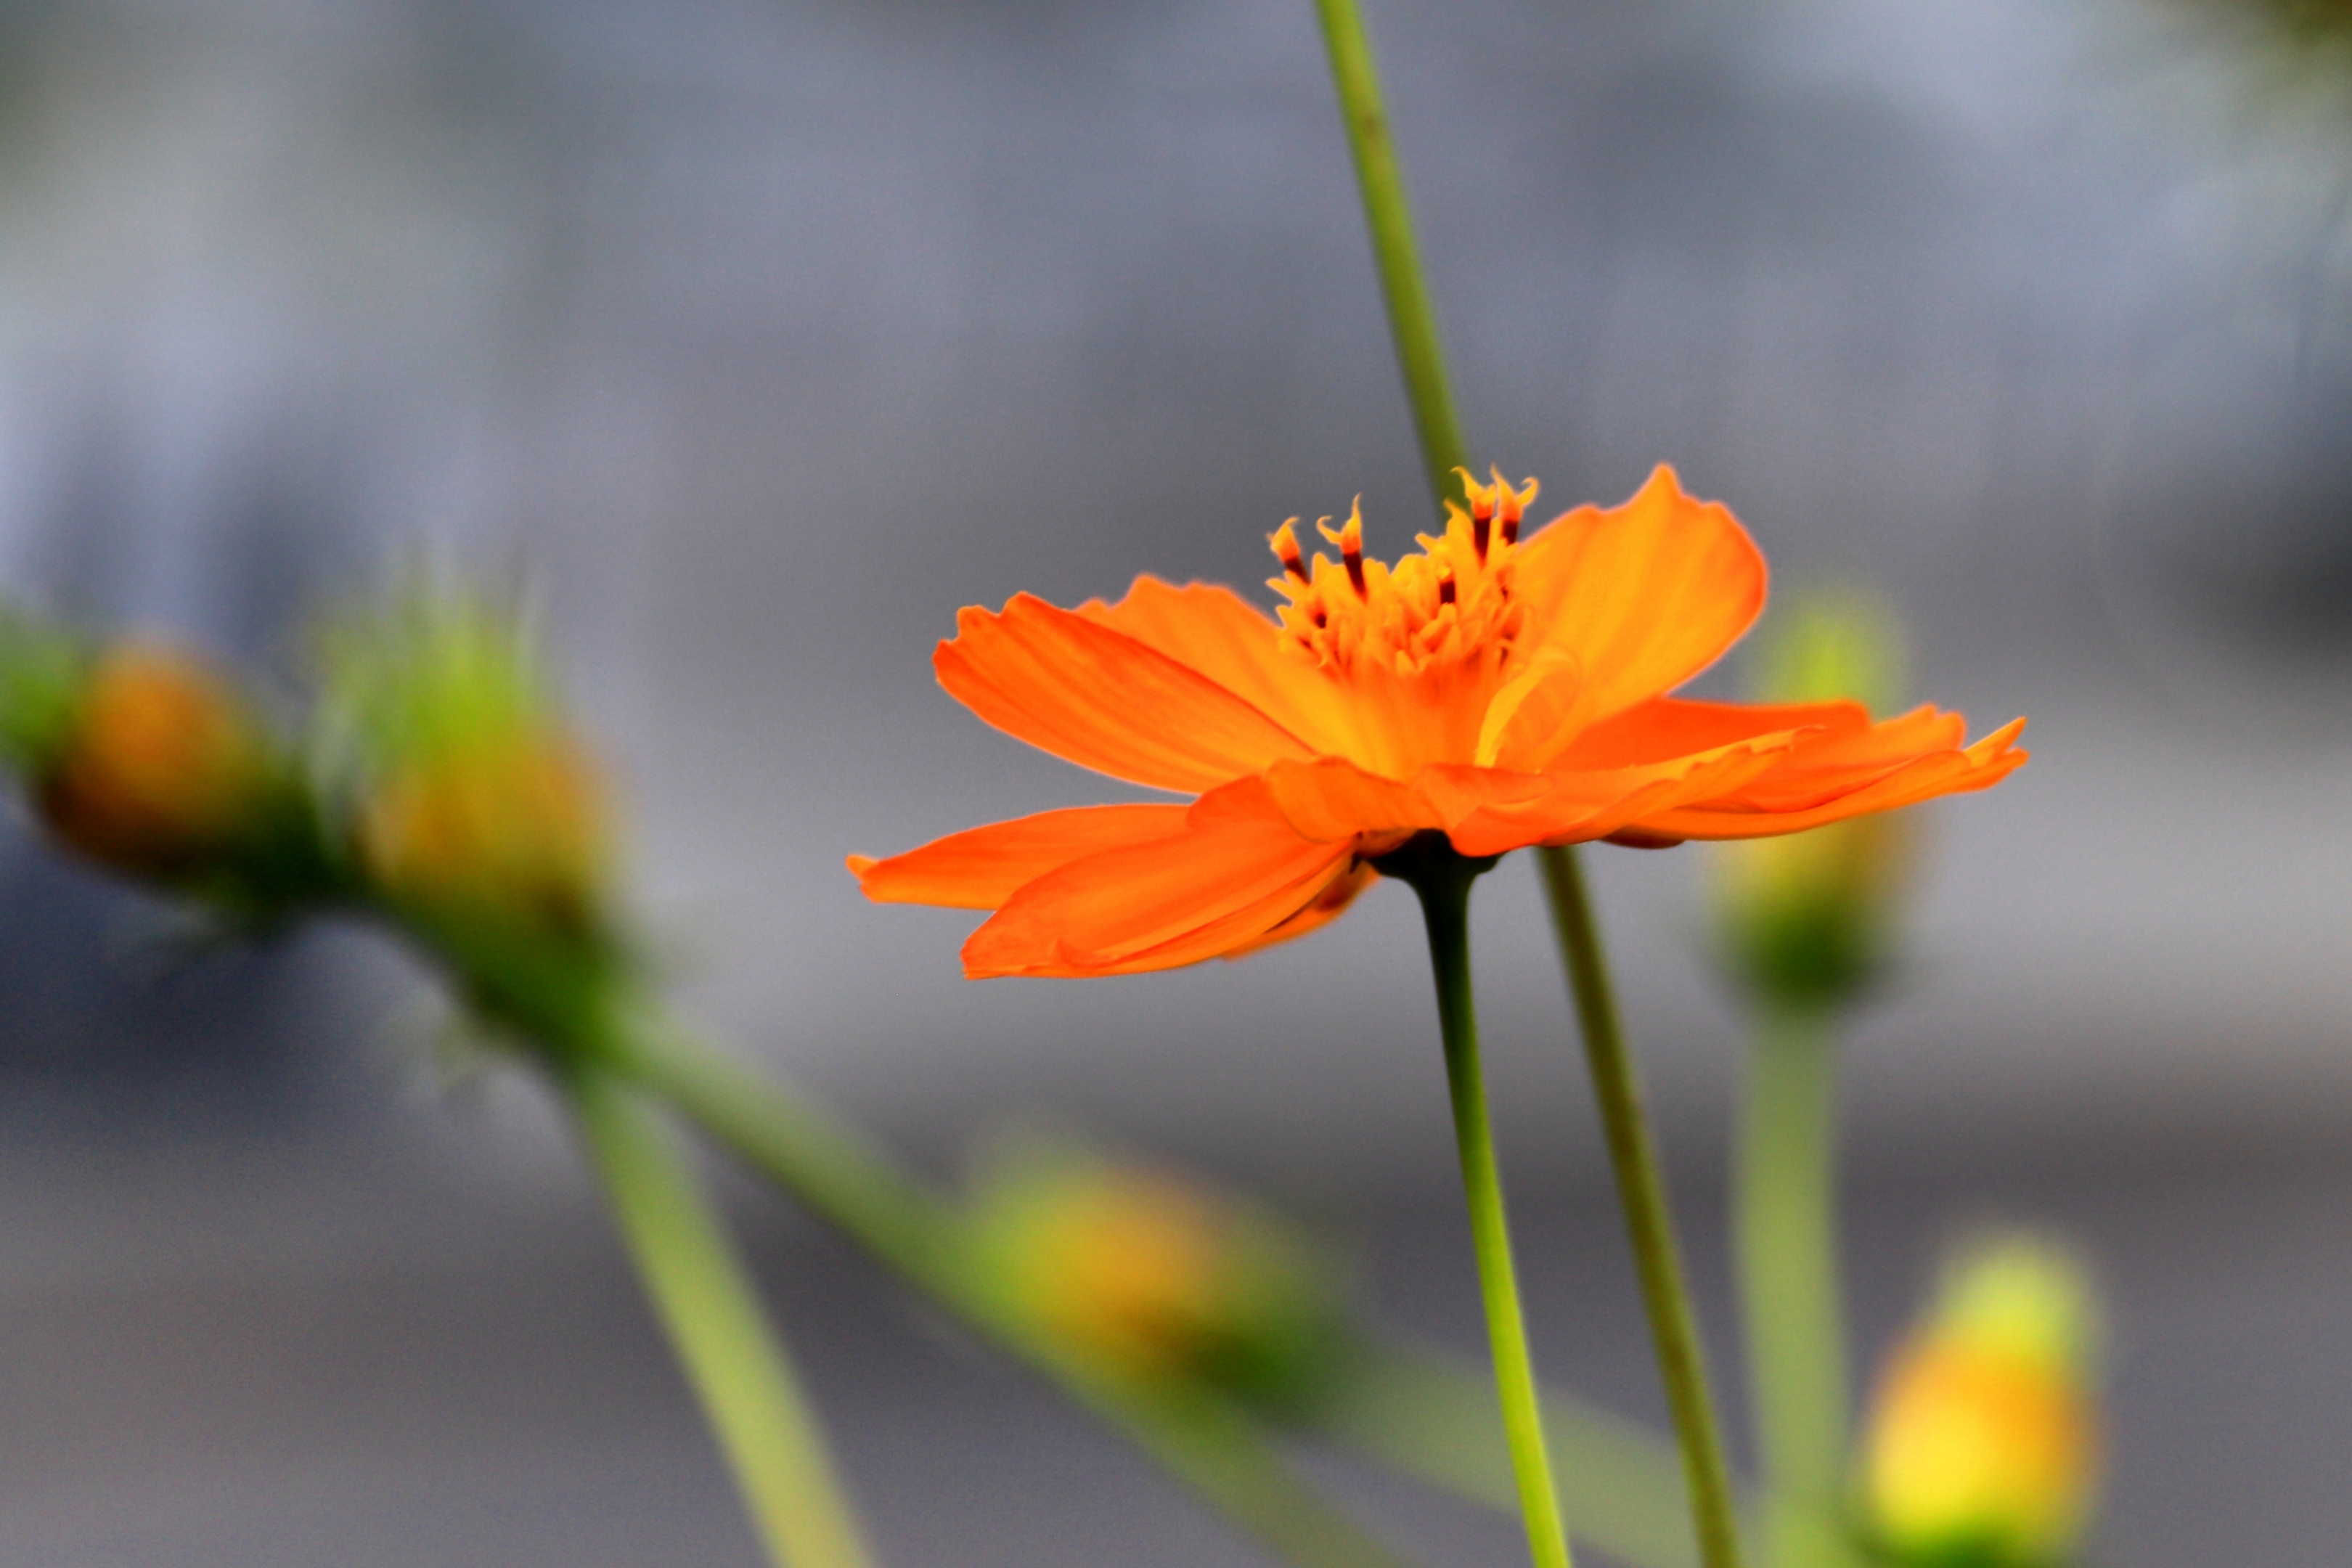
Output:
[
  {"left": 1310, "top": 4, "right": 1752, "bottom": 1558},
  {"left": 1385, "top": 839, "right": 1572, "bottom": 1568},
  {"left": 562, "top": 1063, "right": 875, "bottom": 1568},
  {"left": 1736, "top": 1008, "right": 1859, "bottom": 1568},
  {"left": 1538, "top": 845, "right": 1746, "bottom": 1568},
  {"left": 1303, "top": 6, "right": 1745, "bottom": 1556},
  {"left": 603, "top": 1018, "right": 1424, "bottom": 1568},
  {"left": 1312, "top": 0, "right": 1471, "bottom": 513}
]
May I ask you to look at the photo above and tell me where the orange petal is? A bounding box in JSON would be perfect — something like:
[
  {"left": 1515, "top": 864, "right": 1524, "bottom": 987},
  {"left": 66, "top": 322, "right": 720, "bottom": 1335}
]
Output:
[
  {"left": 1708, "top": 704, "right": 1974, "bottom": 814},
  {"left": 1221, "top": 860, "right": 1381, "bottom": 960},
  {"left": 1412, "top": 761, "right": 1560, "bottom": 822},
  {"left": 936, "top": 593, "right": 1316, "bottom": 793},
  {"left": 1474, "top": 645, "right": 1601, "bottom": 771},
  {"left": 848, "top": 803, "right": 1191, "bottom": 910},
  {"left": 1261, "top": 756, "right": 1446, "bottom": 843},
  {"left": 1440, "top": 736, "right": 1806, "bottom": 857},
  {"left": 1631, "top": 717, "right": 2029, "bottom": 839},
  {"left": 1511, "top": 465, "right": 1767, "bottom": 722},
  {"left": 1558, "top": 696, "right": 1868, "bottom": 770},
  {"left": 1079, "top": 577, "right": 1353, "bottom": 756},
  {"left": 961, "top": 777, "right": 1357, "bottom": 978}
]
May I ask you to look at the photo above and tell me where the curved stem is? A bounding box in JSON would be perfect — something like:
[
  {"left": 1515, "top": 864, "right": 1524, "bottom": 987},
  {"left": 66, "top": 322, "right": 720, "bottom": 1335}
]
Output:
[
  {"left": 1387, "top": 840, "right": 1573, "bottom": 1568},
  {"left": 1538, "top": 845, "right": 1746, "bottom": 1568},
  {"left": 1312, "top": 0, "right": 1471, "bottom": 513},
  {"left": 603, "top": 1017, "right": 1425, "bottom": 1568},
  {"left": 563, "top": 1063, "right": 875, "bottom": 1568},
  {"left": 1736, "top": 1008, "right": 1856, "bottom": 1568}
]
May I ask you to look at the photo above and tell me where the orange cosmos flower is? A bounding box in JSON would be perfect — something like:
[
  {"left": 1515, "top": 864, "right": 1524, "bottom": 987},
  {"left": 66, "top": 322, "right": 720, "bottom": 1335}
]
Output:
[{"left": 852, "top": 466, "right": 2025, "bottom": 979}]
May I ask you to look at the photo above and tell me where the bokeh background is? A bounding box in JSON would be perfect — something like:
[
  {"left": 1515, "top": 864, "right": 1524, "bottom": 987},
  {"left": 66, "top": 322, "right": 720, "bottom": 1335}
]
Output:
[{"left": 2, "top": 0, "right": 2349, "bottom": 1561}]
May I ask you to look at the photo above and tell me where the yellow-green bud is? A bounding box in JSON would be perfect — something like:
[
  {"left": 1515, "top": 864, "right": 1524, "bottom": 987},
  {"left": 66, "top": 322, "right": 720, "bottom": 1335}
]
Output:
[
  {"left": 1860, "top": 1234, "right": 2102, "bottom": 1568},
  {"left": 359, "top": 732, "right": 608, "bottom": 939},
  {"left": 326, "top": 587, "right": 614, "bottom": 947},
  {"left": 968, "top": 1140, "right": 1350, "bottom": 1412}
]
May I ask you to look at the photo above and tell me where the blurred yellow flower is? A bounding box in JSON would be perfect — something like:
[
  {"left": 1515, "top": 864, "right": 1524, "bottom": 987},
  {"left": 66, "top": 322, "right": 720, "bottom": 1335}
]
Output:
[
  {"left": 1004, "top": 1168, "right": 1223, "bottom": 1372},
  {"left": 1861, "top": 1235, "right": 2101, "bottom": 1568},
  {"left": 969, "top": 1141, "right": 1349, "bottom": 1408}
]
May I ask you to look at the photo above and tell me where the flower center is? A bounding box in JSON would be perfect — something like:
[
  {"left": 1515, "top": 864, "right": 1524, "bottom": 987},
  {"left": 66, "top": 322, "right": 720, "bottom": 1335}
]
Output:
[{"left": 1265, "top": 469, "right": 1541, "bottom": 772}]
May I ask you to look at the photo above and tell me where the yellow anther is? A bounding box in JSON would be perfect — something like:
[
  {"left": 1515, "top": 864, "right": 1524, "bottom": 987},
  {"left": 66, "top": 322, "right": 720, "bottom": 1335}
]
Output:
[
  {"left": 1493, "top": 469, "right": 1538, "bottom": 544},
  {"left": 1456, "top": 467, "right": 1498, "bottom": 520},
  {"left": 1267, "top": 518, "right": 1310, "bottom": 581},
  {"left": 1317, "top": 501, "right": 1368, "bottom": 597}
]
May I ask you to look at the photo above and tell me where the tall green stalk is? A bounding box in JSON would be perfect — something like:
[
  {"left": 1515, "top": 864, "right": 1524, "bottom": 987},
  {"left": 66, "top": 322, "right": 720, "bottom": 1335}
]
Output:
[
  {"left": 1379, "top": 836, "right": 1574, "bottom": 1568},
  {"left": 563, "top": 1063, "right": 876, "bottom": 1568},
  {"left": 1540, "top": 847, "right": 1746, "bottom": 1568},
  {"left": 1306, "top": 1, "right": 1749, "bottom": 1561},
  {"left": 603, "top": 1018, "right": 1426, "bottom": 1568},
  {"left": 1312, "top": 0, "right": 1470, "bottom": 513},
  {"left": 1736, "top": 1008, "right": 1858, "bottom": 1568}
]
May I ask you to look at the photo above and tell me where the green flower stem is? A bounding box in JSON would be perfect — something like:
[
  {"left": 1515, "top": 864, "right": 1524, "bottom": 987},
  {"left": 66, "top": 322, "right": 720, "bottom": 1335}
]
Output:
[
  {"left": 1736, "top": 1008, "right": 1861, "bottom": 1568},
  {"left": 1384, "top": 838, "right": 1574, "bottom": 1568},
  {"left": 561, "top": 1063, "right": 876, "bottom": 1568},
  {"left": 1315, "top": 1347, "right": 1703, "bottom": 1568},
  {"left": 1305, "top": 8, "right": 1749, "bottom": 1559},
  {"left": 601, "top": 1017, "right": 1424, "bottom": 1568},
  {"left": 1311, "top": 0, "right": 1471, "bottom": 513},
  {"left": 1538, "top": 845, "right": 1746, "bottom": 1568}
]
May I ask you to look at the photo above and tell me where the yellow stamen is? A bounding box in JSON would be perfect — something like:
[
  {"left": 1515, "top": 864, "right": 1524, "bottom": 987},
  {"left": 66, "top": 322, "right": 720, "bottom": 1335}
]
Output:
[
  {"left": 1262, "top": 487, "right": 1539, "bottom": 774},
  {"left": 1493, "top": 468, "right": 1537, "bottom": 545},
  {"left": 1269, "top": 519, "right": 1310, "bottom": 582},
  {"left": 1458, "top": 467, "right": 1497, "bottom": 560},
  {"left": 1316, "top": 502, "right": 1370, "bottom": 598}
]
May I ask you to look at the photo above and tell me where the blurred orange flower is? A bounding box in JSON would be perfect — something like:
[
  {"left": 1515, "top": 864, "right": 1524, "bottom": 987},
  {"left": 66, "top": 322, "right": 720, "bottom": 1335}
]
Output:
[{"left": 852, "top": 467, "right": 2025, "bottom": 978}]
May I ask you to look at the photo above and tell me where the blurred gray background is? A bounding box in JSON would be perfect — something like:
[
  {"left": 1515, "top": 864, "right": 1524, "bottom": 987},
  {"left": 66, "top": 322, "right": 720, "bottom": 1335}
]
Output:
[{"left": 1, "top": 0, "right": 2349, "bottom": 1561}]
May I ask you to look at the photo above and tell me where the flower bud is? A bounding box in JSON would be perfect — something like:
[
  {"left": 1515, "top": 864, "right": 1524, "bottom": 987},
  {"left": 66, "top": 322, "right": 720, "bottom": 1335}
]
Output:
[
  {"left": 359, "top": 732, "right": 608, "bottom": 940},
  {"left": 327, "top": 588, "right": 613, "bottom": 947},
  {"left": 36, "top": 643, "right": 280, "bottom": 883},
  {"left": 1860, "top": 1233, "right": 2101, "bottom": 1568},
  {"left": 1711, "top": 590, "right": 1915, "bottom": 1013},
  {"left": 968, "top": 1140, "right": 1351, "bottom": 1411}
]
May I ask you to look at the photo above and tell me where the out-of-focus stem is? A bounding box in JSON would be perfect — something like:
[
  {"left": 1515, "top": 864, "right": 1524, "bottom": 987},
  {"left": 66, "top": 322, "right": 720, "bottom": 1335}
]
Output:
[
  {"left": 563, "top": 1064, "right": 875, "bottom": 1568},
  {"left": 1736, "top": 1008, "right": 1861, "bottom": 1568},
  {"left": 1538, "top": 845, "right": 1747, "bottom": 1568},
  {"left": 1316, "top": 1347, "right": 1702, "bottom": 1568},
  {"left": 603, "top": 1018, "right": 1425, "bottom": 1568},
  {"left": 1312, "top": 0, "right": 1471, "bottom": 513}
]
